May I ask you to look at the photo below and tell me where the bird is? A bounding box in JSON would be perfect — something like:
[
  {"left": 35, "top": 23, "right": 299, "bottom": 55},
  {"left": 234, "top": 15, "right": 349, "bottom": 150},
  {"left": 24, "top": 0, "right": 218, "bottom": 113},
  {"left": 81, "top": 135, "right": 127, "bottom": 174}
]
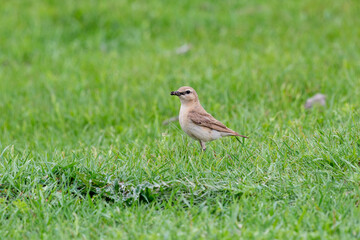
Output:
[{"left": 170, "top": 86, "right": 247, "bottom": 151}]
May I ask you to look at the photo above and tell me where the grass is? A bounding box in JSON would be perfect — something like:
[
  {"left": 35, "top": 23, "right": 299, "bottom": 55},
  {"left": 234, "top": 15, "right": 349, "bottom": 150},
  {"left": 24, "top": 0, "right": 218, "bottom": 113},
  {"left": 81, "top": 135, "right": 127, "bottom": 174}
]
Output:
[{"left": 1, "top": 0, "right": 360, "bottom": 239}]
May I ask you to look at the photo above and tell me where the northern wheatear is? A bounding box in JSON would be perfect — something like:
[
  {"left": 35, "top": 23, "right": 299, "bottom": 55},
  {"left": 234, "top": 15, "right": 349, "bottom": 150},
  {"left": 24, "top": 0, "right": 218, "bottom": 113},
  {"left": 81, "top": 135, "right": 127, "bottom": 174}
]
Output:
[{"left": 171, "top": 86, "right": 247, "bottom": 151}]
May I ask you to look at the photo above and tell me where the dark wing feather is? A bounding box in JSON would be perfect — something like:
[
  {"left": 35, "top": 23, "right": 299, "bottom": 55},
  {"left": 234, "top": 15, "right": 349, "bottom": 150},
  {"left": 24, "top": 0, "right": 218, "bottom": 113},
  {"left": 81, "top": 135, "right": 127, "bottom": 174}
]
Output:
[{"left": 188, "top": 110, "right": 237, "bottom": 135}]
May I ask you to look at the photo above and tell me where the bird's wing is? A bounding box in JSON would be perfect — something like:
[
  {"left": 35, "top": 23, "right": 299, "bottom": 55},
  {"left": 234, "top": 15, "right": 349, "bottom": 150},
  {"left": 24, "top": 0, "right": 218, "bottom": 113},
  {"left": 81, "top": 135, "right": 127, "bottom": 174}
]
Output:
[{"left": 188, "top": 110, "right": 238, "bottom": 135}]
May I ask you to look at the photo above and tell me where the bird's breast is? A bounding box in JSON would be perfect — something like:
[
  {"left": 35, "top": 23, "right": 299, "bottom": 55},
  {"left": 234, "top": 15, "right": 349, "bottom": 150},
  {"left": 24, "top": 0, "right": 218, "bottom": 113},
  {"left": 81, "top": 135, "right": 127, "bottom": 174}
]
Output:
[
  {"left": 179, "top": 107, "right": 189, "bottom": 133},
  {"left": 179, "top": 106, "right": 196, "bottom": 139}
]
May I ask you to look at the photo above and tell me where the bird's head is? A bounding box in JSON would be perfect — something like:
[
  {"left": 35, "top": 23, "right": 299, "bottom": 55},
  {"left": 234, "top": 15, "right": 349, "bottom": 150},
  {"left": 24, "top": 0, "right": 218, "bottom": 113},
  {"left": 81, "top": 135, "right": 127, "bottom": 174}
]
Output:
[{"left": 171, "top": 86, "right": 199, "bottom": 105}]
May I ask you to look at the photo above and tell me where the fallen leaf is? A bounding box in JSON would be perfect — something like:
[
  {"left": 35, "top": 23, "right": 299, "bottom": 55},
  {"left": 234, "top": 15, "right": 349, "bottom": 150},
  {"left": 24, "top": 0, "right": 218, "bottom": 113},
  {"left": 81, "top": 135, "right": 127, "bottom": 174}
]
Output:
[
  {"left": 175, "top": 44, "right": 192, "bottom": 54},
  {"left": 162, "top": 116, "right": 179, "bottom": 125},
  {"left": 305, "top": 93, "right": 326, "bottom": 109}
]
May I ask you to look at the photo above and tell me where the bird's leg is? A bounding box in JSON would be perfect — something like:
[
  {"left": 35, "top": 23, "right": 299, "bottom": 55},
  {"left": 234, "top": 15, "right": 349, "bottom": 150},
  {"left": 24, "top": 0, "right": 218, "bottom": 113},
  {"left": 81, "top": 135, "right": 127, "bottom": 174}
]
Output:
[{"left": 199, "top": 140, "right": 206, "bottom": 151}]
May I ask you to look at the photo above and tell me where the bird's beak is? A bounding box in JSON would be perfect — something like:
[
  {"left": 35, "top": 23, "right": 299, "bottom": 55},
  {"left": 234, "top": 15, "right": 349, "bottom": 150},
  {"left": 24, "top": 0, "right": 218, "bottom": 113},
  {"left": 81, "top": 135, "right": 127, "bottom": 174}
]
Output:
[{"left": 170, "top": 91, "right": 180, "bottom": 96}]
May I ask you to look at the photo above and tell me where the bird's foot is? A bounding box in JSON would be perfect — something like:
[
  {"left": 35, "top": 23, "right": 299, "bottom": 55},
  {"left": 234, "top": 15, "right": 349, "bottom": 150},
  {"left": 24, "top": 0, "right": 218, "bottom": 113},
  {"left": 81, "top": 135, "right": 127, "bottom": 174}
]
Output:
[{"left": 199, "top": 141, "right": 206, "bottom": 152}]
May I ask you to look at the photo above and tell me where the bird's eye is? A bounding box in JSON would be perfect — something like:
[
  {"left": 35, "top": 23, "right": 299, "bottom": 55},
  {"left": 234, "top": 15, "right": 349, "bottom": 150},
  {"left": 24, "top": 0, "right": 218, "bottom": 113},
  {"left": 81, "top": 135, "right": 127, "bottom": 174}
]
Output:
[{"left": 186, "top": 90, "right": 191, "bottom": 94}]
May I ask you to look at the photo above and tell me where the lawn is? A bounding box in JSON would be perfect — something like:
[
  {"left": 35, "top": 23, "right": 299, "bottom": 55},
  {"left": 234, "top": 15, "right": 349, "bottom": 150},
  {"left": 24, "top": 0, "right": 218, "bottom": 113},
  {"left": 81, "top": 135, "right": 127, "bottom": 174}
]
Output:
[{"left": 1, "top": 0, "right": 360, "bottom": 239}]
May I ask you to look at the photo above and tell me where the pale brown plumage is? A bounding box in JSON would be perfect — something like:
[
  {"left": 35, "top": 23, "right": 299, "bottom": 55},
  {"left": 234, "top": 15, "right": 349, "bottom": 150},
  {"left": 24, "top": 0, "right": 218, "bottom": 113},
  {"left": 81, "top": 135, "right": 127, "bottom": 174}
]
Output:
[
  {"left": 171, "top": 86, "right": 247, "bottom": 151},
  {"left": 188, "top": 105, "right": 247, "bottom": 138}
]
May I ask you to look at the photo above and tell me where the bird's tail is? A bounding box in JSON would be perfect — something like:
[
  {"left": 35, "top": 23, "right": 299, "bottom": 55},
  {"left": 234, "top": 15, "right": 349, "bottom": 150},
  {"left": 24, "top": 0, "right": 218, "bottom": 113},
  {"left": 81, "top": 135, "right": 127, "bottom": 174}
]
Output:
[{"left": 233, "top": 132, "right": 248, "bottom": 138}]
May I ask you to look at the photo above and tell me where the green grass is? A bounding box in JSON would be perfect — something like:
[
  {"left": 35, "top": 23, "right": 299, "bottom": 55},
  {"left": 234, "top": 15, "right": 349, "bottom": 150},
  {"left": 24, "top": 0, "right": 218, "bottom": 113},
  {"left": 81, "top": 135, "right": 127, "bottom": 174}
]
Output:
[{"left": 1, "top": 0, "right": 360, "bottom": 239}]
